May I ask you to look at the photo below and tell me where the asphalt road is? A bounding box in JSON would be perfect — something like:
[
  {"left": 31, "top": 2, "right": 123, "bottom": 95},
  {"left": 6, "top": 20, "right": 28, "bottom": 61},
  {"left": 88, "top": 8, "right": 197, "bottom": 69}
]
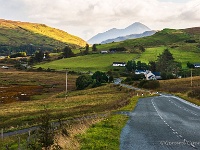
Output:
[{"left": 120, "top": 94, "right": 200, "bottom": 150}]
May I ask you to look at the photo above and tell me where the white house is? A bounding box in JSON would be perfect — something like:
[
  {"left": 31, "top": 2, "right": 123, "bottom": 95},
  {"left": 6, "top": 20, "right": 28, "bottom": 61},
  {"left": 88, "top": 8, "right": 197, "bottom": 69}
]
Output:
[
  {"left": 145, "top": 71, "right": 156, "bottom": 80},
  {"left": 194, "top": 63, "right": 200, "bottom": 68},
  {"left": 135, "top": 70, "right": 157, "bottom": 80},
  {"left": 100, "top": 51, "right": 108, "bottom": 54},
  {"left": 135, "top": 69, "right": 146, "bottom": 75},
  {"left": 112, "top": 62, "right": 126, "bottom": 67}
]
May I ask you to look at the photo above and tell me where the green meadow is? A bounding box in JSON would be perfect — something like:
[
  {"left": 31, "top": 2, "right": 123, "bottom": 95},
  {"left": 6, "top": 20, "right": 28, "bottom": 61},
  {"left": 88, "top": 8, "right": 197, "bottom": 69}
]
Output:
[
  {"left": 137, "top": 46, "right": 200, "bottom": 68},
  {"left": 35, "top": 53, "right": 138, "bottom": 72}
]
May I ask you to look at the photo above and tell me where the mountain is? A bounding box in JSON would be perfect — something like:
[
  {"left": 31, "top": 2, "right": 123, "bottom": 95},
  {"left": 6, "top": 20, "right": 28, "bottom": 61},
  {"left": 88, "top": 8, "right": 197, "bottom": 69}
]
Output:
[
  {"left": 87, "top": 22, "right": 151, "bottom": 44},
  {"left": 101, "top": 30, "right": 156, "bottom": 44},
  {"left": 0, "top": 19, "right": 87, "bottom": 55}
]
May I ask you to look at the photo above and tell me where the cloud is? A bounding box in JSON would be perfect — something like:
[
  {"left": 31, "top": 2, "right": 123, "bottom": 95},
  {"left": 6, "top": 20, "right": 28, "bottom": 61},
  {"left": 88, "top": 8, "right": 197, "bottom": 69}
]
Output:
[{"left": 0, "top": 0, "right": 199, "bottom": 40}]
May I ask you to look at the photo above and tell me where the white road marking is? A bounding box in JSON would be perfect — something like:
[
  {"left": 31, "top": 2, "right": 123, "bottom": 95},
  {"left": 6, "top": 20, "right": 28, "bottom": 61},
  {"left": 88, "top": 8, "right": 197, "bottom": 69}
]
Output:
[{"left": 151, "top": 98, "right": 197, "bottom": 149}]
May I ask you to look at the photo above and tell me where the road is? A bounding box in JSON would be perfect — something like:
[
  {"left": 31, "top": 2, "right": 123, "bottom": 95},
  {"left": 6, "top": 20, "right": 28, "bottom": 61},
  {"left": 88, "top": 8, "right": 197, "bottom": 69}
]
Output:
[{"left": 120, "top": 94, "right": 200, "bottom": 150}]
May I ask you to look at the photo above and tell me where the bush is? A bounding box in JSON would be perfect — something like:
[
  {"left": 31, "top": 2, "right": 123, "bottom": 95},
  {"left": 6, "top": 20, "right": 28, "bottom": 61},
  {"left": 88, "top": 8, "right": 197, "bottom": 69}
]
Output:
[
  {"left": 132, "top": 74, "right": 145, "bottom": 81},
  {"left": 188, "top": 88, "right": 200, "bottom": 100},
  {"left": 76, "top": 75, "right": 94, "bottom": 90},
  {"left": 161, "top": 72, "right": 175, "bottom": 80},
  {"left": 138, "top": 80, "right": 160, "bottom": 89}
]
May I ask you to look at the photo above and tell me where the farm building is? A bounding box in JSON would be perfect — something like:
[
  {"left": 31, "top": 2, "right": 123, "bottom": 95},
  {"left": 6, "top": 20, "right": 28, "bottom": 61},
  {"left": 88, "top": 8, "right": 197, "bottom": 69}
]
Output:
[
  {"left": 112, "top": 62, "right": 126, "bottom": 67},
  {"left": 194, "top": 63, "right": 200, "bottom": 68},
  {"left": 100, "top": 51, "right": 108, "bottom": 54}
]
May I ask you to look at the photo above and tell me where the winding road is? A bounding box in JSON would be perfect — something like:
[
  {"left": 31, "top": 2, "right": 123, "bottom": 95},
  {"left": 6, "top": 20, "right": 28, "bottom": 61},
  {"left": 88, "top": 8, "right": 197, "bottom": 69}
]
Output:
[{"left": 120, "top": 94, "right": 200, "bottom": 150}]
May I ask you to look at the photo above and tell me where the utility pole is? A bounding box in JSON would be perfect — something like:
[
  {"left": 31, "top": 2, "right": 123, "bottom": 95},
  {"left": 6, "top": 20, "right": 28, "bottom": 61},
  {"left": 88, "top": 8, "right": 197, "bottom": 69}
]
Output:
[
  {"left": 191, "top": 69, "right": 193, "bottom": 87},
  {"left": 65, "top": 71, "right": 68, "bottom": 99}
]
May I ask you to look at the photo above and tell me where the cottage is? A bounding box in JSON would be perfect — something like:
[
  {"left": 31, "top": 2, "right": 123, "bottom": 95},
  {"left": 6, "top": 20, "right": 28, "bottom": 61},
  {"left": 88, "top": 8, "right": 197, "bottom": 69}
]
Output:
[
  {"left": 135, "top": 70, "right": 160, "bottom": 80},
  {"left": 152, "top": 72, "right": 162, "bottom": 80},
  {"left": 145, "top": 71, "right": 156, "bottom": 80},
  {"left": 135, "top": 69, "right": 146, "bottom": 75},
  {"left": 112, "top": 62, "right": 126, "bottom": 67},
  {"left": 100, "top": 51, "right": 108, "bottom": 54},
  {"left": 194, "top": 63, "right": 200, "bottom": 68}
]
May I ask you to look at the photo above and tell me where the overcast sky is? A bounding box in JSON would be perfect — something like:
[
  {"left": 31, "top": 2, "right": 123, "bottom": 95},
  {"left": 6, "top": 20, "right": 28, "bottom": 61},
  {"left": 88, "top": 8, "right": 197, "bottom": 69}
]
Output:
[{"left": 0, "top": 0, "right": 200, "bottom": 40}]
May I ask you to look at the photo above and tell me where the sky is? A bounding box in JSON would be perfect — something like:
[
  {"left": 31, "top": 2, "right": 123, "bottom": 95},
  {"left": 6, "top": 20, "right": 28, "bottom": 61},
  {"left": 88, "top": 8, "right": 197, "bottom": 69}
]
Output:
[{"left": 0, "top": 0, "right": 200, "bottom": 41}]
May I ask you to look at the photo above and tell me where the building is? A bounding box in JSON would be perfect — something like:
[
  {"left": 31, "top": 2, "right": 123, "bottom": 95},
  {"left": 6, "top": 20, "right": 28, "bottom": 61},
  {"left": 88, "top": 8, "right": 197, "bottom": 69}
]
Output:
[
  {"left": 152, "top": 72, "right": 162, "bottom": 80},
  {"left": 112, "top": 62, "right": 126, "bottom": 67},
  {"left": 135, "top": 70, "right": 161, "bottom": 80},
  {"left": 100, "top": 51, "right": 108, "bottom": 54},
  {"left": 194, "top": 63, "right": 200, "bottom": 68},
  {"left": 135, "top": 69, "right": 146, "bottom": 75},
  {"left": 145, "top": 71, "right": 156, "bottom": 80}
]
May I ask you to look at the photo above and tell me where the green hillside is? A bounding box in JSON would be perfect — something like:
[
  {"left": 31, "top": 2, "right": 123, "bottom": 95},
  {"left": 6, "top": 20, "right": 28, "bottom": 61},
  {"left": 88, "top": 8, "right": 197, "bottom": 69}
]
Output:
[
  {"left": 95, "top": 28, "right": 200, "bottom": 50},
  {"left": 35, "top": 27, "right": 200, "bottom": 72},
  {"left": 35, "top": 53, "right": 138, "bottom": 72},
  {"left": 0, "top": 19, "right": 87, "bottom": 55}
]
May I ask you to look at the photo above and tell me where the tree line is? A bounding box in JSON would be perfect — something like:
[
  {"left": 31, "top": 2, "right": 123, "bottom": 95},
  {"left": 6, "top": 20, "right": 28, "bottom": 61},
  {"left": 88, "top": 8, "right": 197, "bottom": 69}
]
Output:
[{"left": 126, "top": 49, "right": 182, "bottom": 79}]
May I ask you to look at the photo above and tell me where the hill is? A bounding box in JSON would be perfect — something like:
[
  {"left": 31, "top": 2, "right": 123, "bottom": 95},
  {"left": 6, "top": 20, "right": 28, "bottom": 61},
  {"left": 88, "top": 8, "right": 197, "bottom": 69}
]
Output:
[
  {"left": 35, "top": 27, "right": 200, "bottom": 72},
  {"left": 0, "top": 19, "right": 87, "bottom": 55},
  {"left": 95, "top": 28, "right": 200, "bottom": 51},
  {"left": 101, "top": 30, "right": 156, "bottom": 44},
  {"left": 87, "top": 22, "right": 151, "bottom": 44}
]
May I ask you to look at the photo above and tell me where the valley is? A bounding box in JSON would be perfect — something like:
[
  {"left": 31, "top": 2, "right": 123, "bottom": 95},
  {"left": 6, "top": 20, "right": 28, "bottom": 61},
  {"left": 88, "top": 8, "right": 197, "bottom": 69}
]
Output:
[{"left": 0, "top": 19, "right": 200, "bottom": 149}]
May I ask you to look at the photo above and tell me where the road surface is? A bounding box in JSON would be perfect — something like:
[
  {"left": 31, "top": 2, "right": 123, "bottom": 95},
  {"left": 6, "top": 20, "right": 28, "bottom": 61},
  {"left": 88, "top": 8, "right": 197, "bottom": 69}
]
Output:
[{"left": 120, "top": 94, "right": 200, "bottom": 150}]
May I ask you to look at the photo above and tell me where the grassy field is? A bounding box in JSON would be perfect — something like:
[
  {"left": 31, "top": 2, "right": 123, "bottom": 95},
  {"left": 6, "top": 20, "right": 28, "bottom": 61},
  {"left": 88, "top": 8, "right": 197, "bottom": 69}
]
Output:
[
  {"left": 35, "top": 53, "right": 138, "bottom": 72},
  {"left": 0, "top": 81, "right": 130, "bottom": 131},
  {"left": 0, "top": 82, "right": 132, "bottom": 149},
  {"left": 35, "top": 45, "right": 200, "bottom": 72},
  {"left": 1, "top": 69, "right": 200, "bottom": 149},
  {"left": 137, "top": 46, "right": 200, "bottom": 68},
  {"left": 0, "top": 69, "right": 77, "bottom": 103}
]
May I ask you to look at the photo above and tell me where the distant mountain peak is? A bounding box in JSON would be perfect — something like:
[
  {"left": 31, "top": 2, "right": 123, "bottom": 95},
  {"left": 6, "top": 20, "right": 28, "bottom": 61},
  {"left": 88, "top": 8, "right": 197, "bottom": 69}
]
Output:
[{"left": 88, "top": 22, "right": 151, "bottom": 44}]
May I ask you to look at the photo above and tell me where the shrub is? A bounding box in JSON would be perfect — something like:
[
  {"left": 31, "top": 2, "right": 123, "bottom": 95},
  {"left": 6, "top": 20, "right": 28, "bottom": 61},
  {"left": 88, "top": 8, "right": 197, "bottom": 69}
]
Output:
[
  {"left": 76, "top": 75, "right": 94, "bottom": 90},
  {"left": 188, "top": 88, "right": 200, "bottom": 100},
  {"left": 138, "top": 80, "right": 160, "bottom": 89},
  {"left": 161, "top": 72, "right": 175, "bottom": 80}
]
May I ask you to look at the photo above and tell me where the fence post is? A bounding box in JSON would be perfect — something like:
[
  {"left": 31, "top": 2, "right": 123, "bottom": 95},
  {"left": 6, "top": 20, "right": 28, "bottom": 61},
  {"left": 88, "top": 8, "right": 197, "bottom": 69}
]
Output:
[
  {"left": 1, "top": 129, "right": 3, "bottom": 140},
  {"left": 18, "top": 136, "right": 21, "bottom": 150}
]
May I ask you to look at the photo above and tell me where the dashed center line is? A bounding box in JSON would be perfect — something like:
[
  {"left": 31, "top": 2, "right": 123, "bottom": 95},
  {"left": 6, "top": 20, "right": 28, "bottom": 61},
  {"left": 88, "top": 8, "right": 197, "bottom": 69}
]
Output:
[{"left": 151, "top": 98, "right": 197, "bottom": 149}]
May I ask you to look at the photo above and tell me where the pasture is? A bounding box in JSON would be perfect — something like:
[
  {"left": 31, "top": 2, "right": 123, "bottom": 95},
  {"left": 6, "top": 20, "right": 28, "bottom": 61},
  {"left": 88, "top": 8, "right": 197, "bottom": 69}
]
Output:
[{"left": 35, "top": 53, "right": 138, "bottom": 72}]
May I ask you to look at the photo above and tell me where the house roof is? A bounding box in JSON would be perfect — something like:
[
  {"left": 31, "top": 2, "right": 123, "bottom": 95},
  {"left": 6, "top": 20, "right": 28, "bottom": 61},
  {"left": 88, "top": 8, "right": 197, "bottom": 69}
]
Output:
[
  {"left": 152, "top": 72, "right": 161, "bottom": 76},
  {"left": 113, "top": 62, "right": 126, "bottom": 64},
  {"left": 194, "top": 63, "right": 200, "bottom": 67}
]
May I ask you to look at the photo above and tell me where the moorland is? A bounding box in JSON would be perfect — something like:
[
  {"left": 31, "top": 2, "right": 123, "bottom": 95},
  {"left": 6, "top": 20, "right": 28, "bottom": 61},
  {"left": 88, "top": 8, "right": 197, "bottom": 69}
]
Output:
[{"left": 0, "top": 19, "right": 200, "bottom": 149}]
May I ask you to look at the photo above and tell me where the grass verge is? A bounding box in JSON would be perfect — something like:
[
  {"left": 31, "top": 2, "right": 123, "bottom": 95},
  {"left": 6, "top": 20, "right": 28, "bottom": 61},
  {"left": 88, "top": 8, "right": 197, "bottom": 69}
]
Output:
[{"left": 78, "top": 96, "right": 139, "bottom": 150}]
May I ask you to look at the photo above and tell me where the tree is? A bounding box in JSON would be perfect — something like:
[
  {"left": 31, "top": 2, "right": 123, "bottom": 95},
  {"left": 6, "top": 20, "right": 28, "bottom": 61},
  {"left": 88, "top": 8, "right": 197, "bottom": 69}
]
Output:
[
  {"left": 136, "top": 61, "right": 142, "bottom": 70},
  {"left": 149, "top": 61, "right": 156, "bottom": 72},
  {"left": 187, "top": 62, "right": 195, "bottom": 68},
  {"left": 84, "top": 44, "right": 89, "bottom": 54},
  {"left": 108, "top": 76, "right": 114, "bottom": 83},
  {"left": 138, "top": 45, "right": 145, "bottom": 52},
  {"left": 92, "top": 71, "right": 108, "bottom": 83},
  {"left": 76, "top": 75, "right": 94, "bottom": 90},
  {"left": 34, "top": 50, "right": 44, "bottom": 62},
  {"left": 156, "top": 49, "right": 174, "bottom": 72},
  {"left": 92, "top": 44, "right": 97, "bottom": 52},
  {"left": 126, "top": 61, "right": 133, "bottom": 72},
  {"left": 44, "top": 52, "right": 50, "bottom": 59},
  {"left": 62, "top": 46, "right": 75, "bottom": 58},
  {"left": 156, "top": 48, "right": 181, "bottom": 78}
]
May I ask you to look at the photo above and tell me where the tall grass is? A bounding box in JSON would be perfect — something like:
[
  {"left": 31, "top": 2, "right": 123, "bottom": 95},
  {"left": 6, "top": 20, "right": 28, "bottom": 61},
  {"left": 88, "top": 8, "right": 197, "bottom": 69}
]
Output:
[{"left": 78, "top": 95, "right": 140, "bottom": 150}]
